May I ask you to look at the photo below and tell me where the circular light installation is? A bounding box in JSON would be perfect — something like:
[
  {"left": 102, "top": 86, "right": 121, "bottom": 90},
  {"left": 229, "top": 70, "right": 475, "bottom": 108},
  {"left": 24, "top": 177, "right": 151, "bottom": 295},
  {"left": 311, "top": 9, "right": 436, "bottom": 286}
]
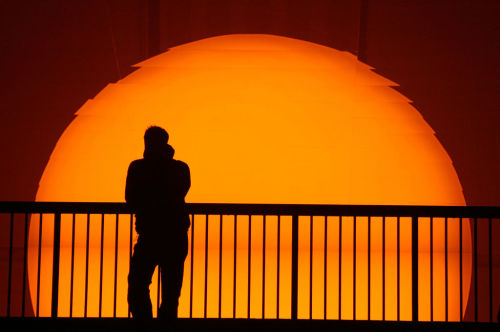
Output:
[{"left": 29, "top": 34, "right": 471, "bottom": 320}]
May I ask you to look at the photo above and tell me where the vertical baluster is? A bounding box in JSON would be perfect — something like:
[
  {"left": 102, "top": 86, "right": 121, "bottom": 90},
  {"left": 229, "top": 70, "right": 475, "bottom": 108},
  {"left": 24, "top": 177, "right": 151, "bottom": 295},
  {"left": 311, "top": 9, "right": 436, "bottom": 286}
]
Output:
[
  {"left": 338, "top": 216, "right": 342, "bottom": 320},
  {"left": 397, "top": 216, "right": 400, "bottom": 321},
  {"left": 7, "top": 213, "right": 14, "bottom": 317},
  {"left": 353, "top": 215, "right": 357, "bottom": 320},
  {"left": 219, "top": 214, "right": 223, "bottom": 319},
  {"left": 459, "top": 217, "right": 463, "bottom": 322},
  {"left": 248, "top": 215, "right": 252, "bottom": 319},
  {"left": 430, "top": 217, "right": 434, "bottom": 322},
  {"left": 324, "top": 216, "right": 327, "bottom": 320},
  {"left": 21, "top": 213, "right": 29, "bottom": 317},
  {"left": 368, "top": 216, "right": 371, "bottom": 321},
  {"left": 474, "top": 217, "right": 478, "bottom": 322},
  {"left": 411, "top": 216, "right": 419, "bottom": 322},
  {"left": 291, "top": 214, "right": 298, "bottom": 320},
  {"left": 310, "top": 215, "right": 313, "bottom": 319},
  {"left": 262, "top": 215, "right": 266, "bottom": 319},
  {"left": 84, "top": 213, "right": 90, "bottom": 318},
  {"left": 37, "top": 213, "right": 43, "bottom": 317},
  {"left": 128, "top": 214, "right": 133, "bottom": 318},
  {"left": 69, "top": 213, "right": 75, "bottom": 317},
  {"left": 445, "top": 217, "right": 449, "bottom": 322},
  {"left": 99, "top": 214, "right": 104, "bottom": 317},
  {"left": 489, "top": 217, "right": 492, "bottom": 322},
  {"left": 190, "top": 214, "right": 194, "bottom": 318},
  {"left": 232, "top": 214, "right": 236, "bottom": 319},
  {"left": 277, "top": 215, "right": 280, "bottom": 319},
  {"left": 204, "top": 214, "right": 208, "bottom": 319},
  {"left": 382, "top": 216, "right": 386, "bottom": 321},
  {"left": 113, "top": 214, "right": 119, "bottom": 318},
  {"left": 51, "top": 212, "right": 61, "bottom": 318}
]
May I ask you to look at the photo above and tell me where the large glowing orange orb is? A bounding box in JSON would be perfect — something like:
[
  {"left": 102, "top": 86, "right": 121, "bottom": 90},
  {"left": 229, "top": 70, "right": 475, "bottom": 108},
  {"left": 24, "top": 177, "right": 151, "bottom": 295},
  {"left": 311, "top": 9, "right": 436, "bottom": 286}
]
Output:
[{"left": 29, "top": 34, "right": 470, "bottom": 320}]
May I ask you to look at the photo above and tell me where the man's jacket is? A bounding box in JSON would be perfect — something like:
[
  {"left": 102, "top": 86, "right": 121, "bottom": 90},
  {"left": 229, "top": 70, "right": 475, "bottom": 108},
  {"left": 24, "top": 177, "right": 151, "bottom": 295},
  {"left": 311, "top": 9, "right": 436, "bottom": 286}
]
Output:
[{"left": 125, "top": 144, "right": 190, "bottom": 237}]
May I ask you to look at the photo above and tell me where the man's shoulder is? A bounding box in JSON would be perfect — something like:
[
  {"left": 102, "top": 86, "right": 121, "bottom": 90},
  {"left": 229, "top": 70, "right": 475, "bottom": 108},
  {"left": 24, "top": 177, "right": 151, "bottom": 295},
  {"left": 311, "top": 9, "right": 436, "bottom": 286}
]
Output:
[
  {"left": 173, "top": 159, "right": 189, "bottom": 170},
  {"left": 129, "top": 158, "right": 188, "bottom": 172},
  {"left": 128, "top": 158, "right": 146, "bottom": 170}
]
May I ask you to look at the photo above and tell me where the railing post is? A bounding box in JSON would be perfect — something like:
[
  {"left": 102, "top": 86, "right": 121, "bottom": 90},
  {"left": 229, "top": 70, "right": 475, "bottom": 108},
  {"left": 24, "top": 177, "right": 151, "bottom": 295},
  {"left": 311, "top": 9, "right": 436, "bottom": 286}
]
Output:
[
  {"left": 51, "top": 212, "right": 61, "bottom": 318},
  {"left": 411, "top": 215, "right": 419, "bottom": 322},
  {"left": 291, "top": 214, "right": 298, "bottom": 319}
]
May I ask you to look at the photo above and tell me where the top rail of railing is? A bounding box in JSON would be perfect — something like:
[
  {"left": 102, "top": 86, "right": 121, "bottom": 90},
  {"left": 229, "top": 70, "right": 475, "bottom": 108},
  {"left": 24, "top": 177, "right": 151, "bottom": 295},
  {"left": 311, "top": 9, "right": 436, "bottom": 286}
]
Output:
[{"left": 0, "top": 201, "right": 500, "bottom": 218}]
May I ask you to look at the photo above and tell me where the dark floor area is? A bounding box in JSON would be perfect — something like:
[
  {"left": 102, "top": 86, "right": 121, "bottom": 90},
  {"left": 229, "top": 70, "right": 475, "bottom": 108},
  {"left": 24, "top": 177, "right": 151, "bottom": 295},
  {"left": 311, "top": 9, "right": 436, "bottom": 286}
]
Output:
[{"left": 1, "top": 318, "right": 498, "bottom": 332}]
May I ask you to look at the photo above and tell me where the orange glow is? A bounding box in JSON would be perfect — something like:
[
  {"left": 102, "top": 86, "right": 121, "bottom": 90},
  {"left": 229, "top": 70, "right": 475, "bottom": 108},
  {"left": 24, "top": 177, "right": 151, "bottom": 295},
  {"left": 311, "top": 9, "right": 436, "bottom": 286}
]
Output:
[{"left": 29, "top": 34, "right": 471, "bottom": 320}]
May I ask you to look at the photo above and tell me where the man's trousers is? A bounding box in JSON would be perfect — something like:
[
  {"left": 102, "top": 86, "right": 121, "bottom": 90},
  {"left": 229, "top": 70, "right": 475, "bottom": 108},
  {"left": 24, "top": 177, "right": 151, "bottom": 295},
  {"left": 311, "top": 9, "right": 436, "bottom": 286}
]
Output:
[{"left": 127, "top": 232, "right": 188, "bottom": 319}]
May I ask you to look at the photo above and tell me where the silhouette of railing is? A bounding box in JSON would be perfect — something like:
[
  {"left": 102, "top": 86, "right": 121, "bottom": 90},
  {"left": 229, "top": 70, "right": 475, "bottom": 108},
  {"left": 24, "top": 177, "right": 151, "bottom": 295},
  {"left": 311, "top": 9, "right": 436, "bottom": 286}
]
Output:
[{"left": 0, "top": 202, "right": 499, "bottom": 322}]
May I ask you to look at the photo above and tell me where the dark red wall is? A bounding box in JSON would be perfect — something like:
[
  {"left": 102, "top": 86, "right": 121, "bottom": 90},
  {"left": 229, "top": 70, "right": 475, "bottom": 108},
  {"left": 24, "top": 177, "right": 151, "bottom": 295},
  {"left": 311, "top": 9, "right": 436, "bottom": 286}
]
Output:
[{"left": 361, "top": 0, "right": 500, "bottom": 206}]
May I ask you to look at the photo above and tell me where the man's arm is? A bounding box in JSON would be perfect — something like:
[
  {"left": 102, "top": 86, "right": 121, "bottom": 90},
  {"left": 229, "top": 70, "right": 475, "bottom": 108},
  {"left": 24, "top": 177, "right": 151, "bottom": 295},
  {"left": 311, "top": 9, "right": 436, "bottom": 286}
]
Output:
[
  {"left": 125, "top": 161, "right": 139, "bottom": 207},
  {"left": 177, "top": 161, "right": 191, "bottom": 198}
]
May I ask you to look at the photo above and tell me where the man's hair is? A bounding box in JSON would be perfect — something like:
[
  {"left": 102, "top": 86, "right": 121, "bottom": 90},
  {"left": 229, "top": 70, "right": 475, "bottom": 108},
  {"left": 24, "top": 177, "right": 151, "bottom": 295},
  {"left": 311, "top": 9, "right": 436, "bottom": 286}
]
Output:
[{"left": 144, "top": 126, "right": 169, "bottom": 147}]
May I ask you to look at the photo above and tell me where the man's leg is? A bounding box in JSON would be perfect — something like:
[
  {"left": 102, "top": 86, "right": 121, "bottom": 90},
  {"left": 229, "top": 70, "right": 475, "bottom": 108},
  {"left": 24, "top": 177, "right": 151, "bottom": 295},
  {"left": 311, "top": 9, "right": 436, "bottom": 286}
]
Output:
[
  {"left": 128, "top": 238, "right": 157, "bottom": 319},
  {"left": 158, "top": 234, "right": 188, "bottom": 320}
]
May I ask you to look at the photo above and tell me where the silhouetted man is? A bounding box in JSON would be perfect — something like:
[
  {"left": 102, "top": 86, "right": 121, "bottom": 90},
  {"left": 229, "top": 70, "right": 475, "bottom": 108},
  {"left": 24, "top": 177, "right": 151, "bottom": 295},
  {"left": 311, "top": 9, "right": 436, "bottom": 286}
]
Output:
[{"left": 126, "top": 126, "right": 190, "bottom": 320}]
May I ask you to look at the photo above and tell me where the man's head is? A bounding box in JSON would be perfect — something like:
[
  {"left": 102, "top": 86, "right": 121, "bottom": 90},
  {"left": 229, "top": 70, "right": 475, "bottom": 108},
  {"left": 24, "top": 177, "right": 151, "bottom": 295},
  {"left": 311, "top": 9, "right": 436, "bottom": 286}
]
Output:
[{"left": 144, "top": 126, "right": 169, "bottom": 149}]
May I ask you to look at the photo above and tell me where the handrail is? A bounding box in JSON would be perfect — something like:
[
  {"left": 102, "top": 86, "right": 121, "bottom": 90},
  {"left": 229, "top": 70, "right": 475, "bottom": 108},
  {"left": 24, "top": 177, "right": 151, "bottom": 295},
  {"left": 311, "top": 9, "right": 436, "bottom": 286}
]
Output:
[{"left": 1, "top": 201, "right": 500, "bottom": 218}]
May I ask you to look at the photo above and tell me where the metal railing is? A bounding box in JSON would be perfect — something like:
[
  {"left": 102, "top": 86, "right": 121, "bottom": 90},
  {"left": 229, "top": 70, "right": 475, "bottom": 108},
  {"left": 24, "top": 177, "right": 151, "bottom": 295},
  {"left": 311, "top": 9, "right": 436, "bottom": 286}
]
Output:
[{"left": 0, "top": 202, "right": 499, "bottom": 322}]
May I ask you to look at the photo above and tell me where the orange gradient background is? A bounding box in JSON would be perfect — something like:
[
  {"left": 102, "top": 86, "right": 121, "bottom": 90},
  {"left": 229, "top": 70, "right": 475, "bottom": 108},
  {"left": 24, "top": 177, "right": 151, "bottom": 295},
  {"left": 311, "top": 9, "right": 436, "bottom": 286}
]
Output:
[{"left": 28, "top": 34, "right": 471, "bottom": 320}]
